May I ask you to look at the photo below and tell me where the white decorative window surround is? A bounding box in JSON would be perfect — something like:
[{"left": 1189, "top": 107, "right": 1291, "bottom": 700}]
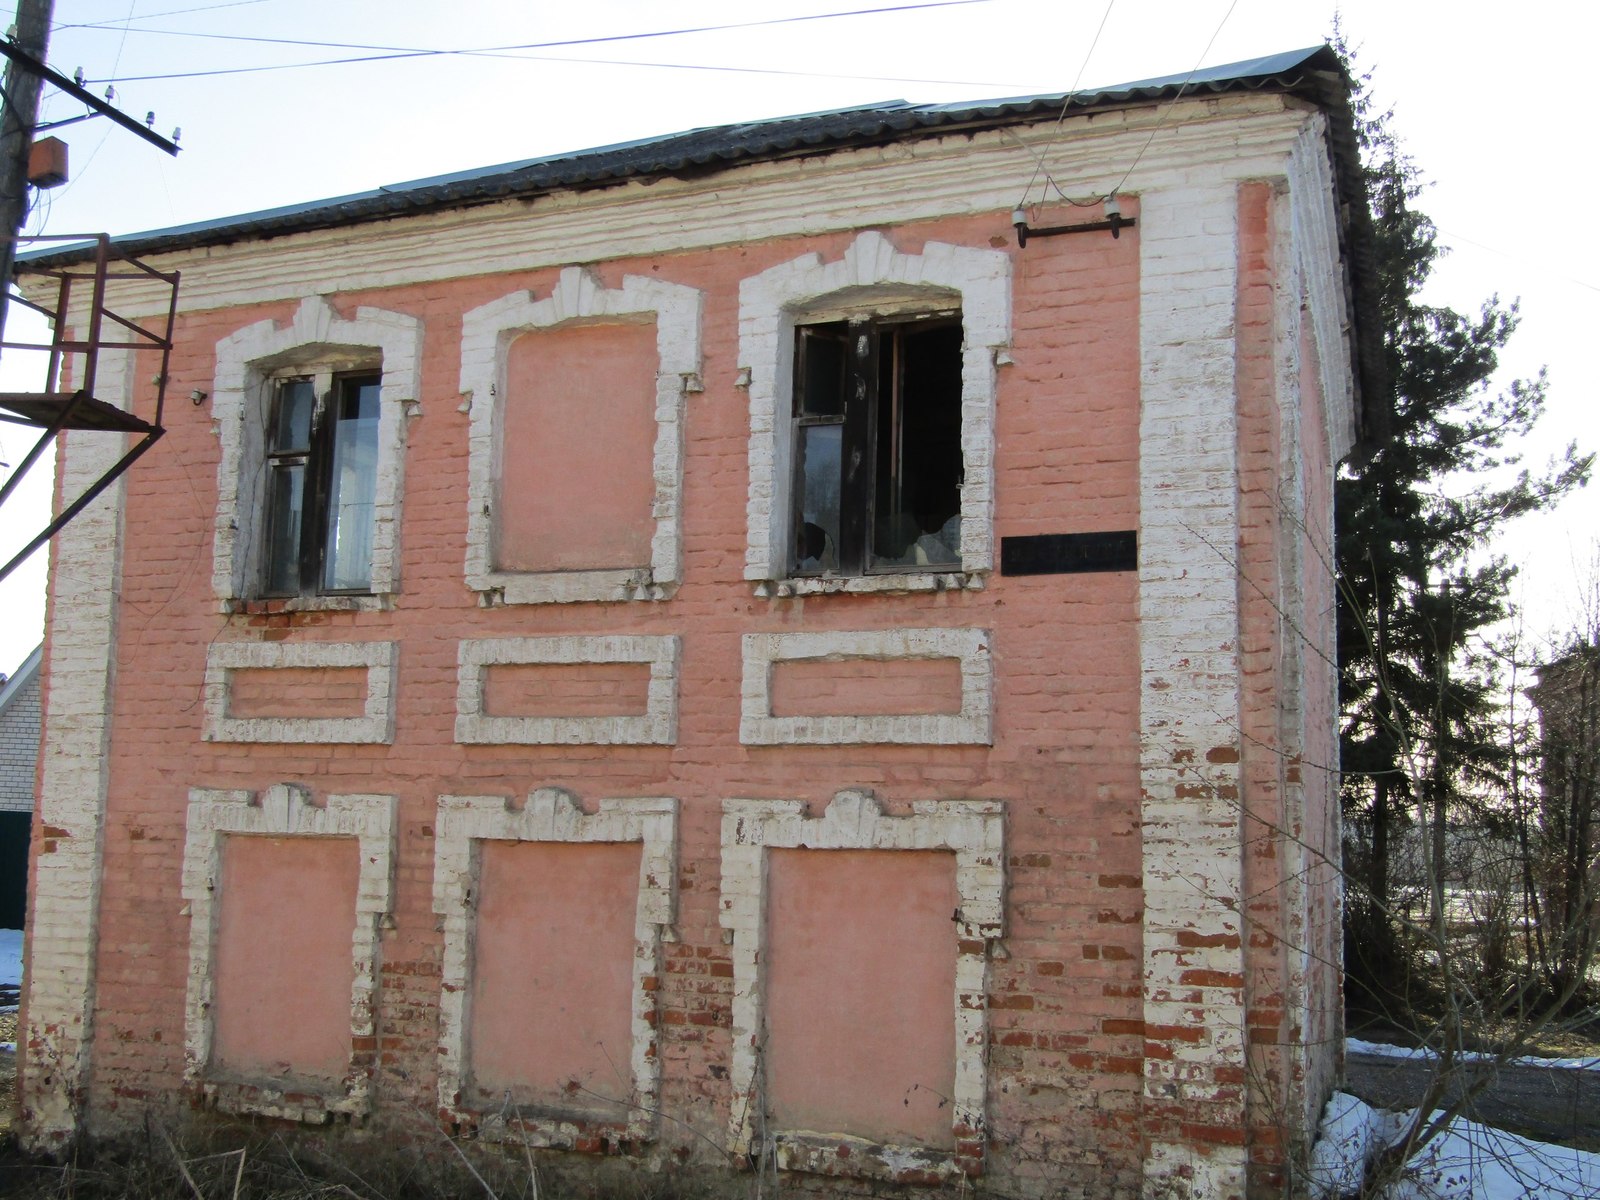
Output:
[
  {"left": 740, "top": 627, "right": 992, "bottom": 745},
  {"left": 455, "top": 635, "right": 678, "bottom": 745},
  {"left": 719, "top": 790, "right": 1004, "bottom": 1180},
  {"left": 211, "top": 296, "right": 423, "bottom": 609},
  {"left": 432, "top": 788, "right": 678, "bottom": 1145},
  {"left": 738, "top": 231, "right": 1010, "bottom": 593},
  {"left": 459, "top": 268, "right": 703, "bottom": 605},
  {"left": 182, "top": 784, "right": 397, "bottom": 1121},
  {"left": 203, "top": 640, "right": 398, "bottom": 744}
]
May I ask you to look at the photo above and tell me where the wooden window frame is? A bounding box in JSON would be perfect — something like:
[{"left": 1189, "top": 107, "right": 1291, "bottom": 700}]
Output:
[{"left": 259, "top": 366, "right": 381, "bottom": 598}]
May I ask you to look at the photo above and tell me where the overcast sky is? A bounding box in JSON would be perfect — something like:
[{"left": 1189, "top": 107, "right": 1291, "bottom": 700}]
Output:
[{"left": 1, "top": 0, "right": 1595, "bottom": 679}]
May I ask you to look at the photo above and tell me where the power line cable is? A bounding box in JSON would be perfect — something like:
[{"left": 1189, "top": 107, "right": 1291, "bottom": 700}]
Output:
[
  {"left": 1435, "top": 227, "right": 1600, "bottom": 296},
  {"left": 74, "top": 0, "right": 991, "bottom": 69},
  {"left": 98, "top": 47, "right": 1030, "bottom": 90},
  {"left": 55, "top": 0, "right": 274, "bottom": 30},
  {"left": 1102, "top": 0, "right": 1239, "bottom": 197},
  {"left": 1013, "top": 0, "right": 1239, "bottom": 213},
  {"left": 1013, "top": 0, "right": 1115, "bottom": 212}
]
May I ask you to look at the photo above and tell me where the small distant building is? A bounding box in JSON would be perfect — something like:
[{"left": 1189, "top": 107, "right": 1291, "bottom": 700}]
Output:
[
  {"left": 1527, "top": 641, "right": 1599, "bottom": 989},
  {"left": 0, "top": 644, "right": 42, "bottom": 929}
]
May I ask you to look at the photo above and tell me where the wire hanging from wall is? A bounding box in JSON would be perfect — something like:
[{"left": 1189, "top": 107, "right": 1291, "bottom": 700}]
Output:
[{"left": 1012, "top": 0, "right": 1240, "bottom": 218}]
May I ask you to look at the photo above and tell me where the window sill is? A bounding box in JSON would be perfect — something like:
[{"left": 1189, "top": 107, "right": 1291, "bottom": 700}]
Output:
[
  {"left": 773, "top": 1131, "right": 979, "bottom": 1183},
  {"left": 753, "top": 571, "right": 986, "bottom": 598},
  {"left": 222, "top": 594, "right": 393, "bottom": 616},
  {"left": 447, "top": 1102, "right": 642, "bottom": 1151},
  {"left": 198, "top": 1074, "right": 367, "bottom": 1125},
  {"left": 471, "top": 568, "right": 677, "bottom": 606}
]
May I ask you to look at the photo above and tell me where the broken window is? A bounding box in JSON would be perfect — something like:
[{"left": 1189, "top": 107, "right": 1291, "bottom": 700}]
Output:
[
  {"left": 261, "top": 371, "right": 380, "bottom": 596},
  {"left": 791, "top": 315, "right": 963, "bottom": 576}
]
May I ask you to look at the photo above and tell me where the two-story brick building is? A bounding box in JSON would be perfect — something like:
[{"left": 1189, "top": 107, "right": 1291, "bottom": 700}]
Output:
[{"left": 17, "top": 45, "right": 1383, "bottom": 1199}]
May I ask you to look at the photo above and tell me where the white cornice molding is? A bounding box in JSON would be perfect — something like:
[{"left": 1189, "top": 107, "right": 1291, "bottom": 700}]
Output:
[{"left": 66, "top": 96, "right": 1315, "bottom": 319}]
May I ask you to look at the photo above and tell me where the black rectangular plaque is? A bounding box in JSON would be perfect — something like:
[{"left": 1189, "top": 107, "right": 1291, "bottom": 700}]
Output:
[{"left": 1000, "top": 530, "right": 1137, "bottom": 576}]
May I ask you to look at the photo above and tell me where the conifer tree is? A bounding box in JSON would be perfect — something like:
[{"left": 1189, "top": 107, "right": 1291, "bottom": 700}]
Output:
[{"left": 1333, "top": 47, "right": 1592, "bottom": 1011}]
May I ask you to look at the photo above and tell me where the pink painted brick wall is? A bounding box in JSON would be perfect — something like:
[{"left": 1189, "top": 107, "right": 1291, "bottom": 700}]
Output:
[
  {"left": 482, "top": 662, "right": 652, "bottom": 719},
  {"left": 768, "top": 657, "right": 963, "bottom": 718},
  {"left": 225, "top": 666, "right": 369, "bottom": 720},
  {"left": 52, "top": 187, "right": 1335, "bottom": 1198}
]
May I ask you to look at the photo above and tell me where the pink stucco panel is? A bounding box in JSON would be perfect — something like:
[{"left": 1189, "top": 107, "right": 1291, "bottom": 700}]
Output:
[
  {"left": 468, "top": 840, "right": 641, "bottom": 1110},
  {"left": 768, "top": 657, "right": 964, "bottom": 718},
  {"left": 225, "top": 666, "right": 369, "bottom": 720},
  {"left": 496, "top": 322, "right": 658, "bottom": 573},
  {"left": 764, "top": 848, "right": 959, "bottom": 1148},
  {"left": 482, "top": 662, "right": 652, "bottom": 719},
  {"left": 211, "top": 835, "right": 359, "bottom": 1082}
]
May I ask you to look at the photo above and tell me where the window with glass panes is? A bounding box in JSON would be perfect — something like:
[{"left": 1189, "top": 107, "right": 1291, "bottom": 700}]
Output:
[
  {"left": 791, "top": 314, "right": 963, "bottom": 576},
  {"left": 262, "top": 372, "right": 381, "bottom": 596}
]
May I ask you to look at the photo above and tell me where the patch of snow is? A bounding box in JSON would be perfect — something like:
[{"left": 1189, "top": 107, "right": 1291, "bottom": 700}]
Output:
[
  {"left": 1312, "top": 1091, "right": 1600, "bottom": 1199},
  {"left": 1309, "top": 1092, "right": 1385, "bottom": 1197},
  {"left": 0, "top": 927, "right": 20, "bottom": 988},
  {"left": 1349, "top": 1036, "right": 1600, "bottom": 1073}
]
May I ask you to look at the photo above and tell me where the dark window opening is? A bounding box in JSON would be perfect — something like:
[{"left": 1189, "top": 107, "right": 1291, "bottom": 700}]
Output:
[
  {"left": 791, "top": 315, "right": 963, "bottom": 576},
  {"left": 262, "top": 372, "right": 380, "bottom": 597}
]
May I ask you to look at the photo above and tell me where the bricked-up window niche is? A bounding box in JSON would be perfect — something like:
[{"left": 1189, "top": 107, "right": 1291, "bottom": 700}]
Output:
[
  {"left": 740, "top": 232, "right": 1011, "bottom": 595},
  {"left": 720, "top": 790, "right": 1004, "bottom": 1182},
  {"left": 211, "top": 297, "right": 423, "bottom": 609},
  {"left": 792, "top": 314, "right": 963, "bottom": 576},
  {"left": 459, "top": 268, "right": 703, "bottom": 605},
  {"left": 432, "top": 789, "right": 678, "bottom": 1148},
  {"left": 182, "top": 784, "right": 396, "bottom": 1123}
]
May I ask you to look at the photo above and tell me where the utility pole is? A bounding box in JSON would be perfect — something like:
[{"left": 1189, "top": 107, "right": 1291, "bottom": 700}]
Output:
[{"left": 0, "top": 0, "right": 54, "bottom": 339}]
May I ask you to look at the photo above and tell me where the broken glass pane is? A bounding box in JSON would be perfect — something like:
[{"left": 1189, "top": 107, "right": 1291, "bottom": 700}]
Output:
[
  {"left": 794, "top": 423, "right": 842, "bottom": 573},
  {"left": 270, "top": 379, "right": 314, "bottom": 453},
  {"left": 321, "top": 378, "right": 380, "bottom": 592},
  {"left": 796, "top": 324, "right": 848, "bottom": 418},
  {"left": 264, "top": 462, "right": 304, "bottom": 595}
]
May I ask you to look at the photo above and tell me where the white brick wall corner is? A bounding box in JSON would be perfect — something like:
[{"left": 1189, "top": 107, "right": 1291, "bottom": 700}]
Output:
[
  {"left": 22, "top": 349, "right": 133, "bottom": 1150},
  {"left": 1137, "top": 177, "right": 1249, "bottom": 1200}
]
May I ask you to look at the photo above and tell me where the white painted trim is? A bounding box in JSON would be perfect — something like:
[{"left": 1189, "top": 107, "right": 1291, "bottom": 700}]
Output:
[
  {"left": 740, "top": 627, "right": 992, "bottom": 745},
  {"left": 455, "top": 635, "right": 678, "bottom": 745},
  {"left": 1287, "top": 113, "right": 1358, "bottom": 460},
  {"left": 181, "top": 784, "right": 396, "bottom": 1122},
  {"left": 719, "top": 789, "right": 1003, "bottom": 1180},
  {"left": 459, "top": 268, "right": 702, "bottom": 604},
  {"left": 72, "top": 96, "right": 1309, "bottom": 319},
  {"left": 210, "top": 297, "right": 423, "bottom": 604},
  {"left": 431, "top": 788, "right": 677, "bottom": 1146},
  {"left": 21, "top": 348, "right": 133, "bottom": 1150},
  {"left": 737, "top": 232, "right": 1010, "bottom": 584},
  {"left": 203, "top": 640, "right": 398, "bottom": 744},
  {"left": 1137, "top": 178, "right": 1249, "bottom": 1199}
]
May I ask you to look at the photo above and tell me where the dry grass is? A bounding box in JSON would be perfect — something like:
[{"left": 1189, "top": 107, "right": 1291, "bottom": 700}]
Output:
[
  {"left": 1, "top": 1009, "right": 15, "bottom": 1143},
  {"left": 0, "top": 1122, "right": 725, "bottom": 1200}
]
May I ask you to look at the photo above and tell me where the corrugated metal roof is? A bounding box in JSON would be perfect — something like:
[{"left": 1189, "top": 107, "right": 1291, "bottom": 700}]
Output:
[{"left": 15, "top": 43, "right": 1387, "bottom": 442}]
